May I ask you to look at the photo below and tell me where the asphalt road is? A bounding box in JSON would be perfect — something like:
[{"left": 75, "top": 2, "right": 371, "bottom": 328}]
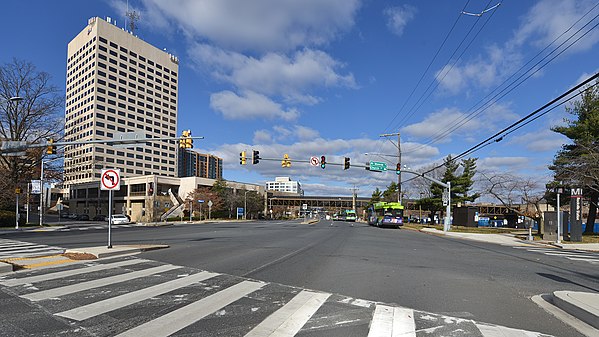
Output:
[{"left": 3, "top": 219, "right": 597, "bottom": 336}]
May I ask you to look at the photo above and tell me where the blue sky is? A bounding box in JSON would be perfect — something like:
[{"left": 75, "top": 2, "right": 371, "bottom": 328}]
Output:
[{"left": 2, "top": 0, "right": 598, "bottom": 198}]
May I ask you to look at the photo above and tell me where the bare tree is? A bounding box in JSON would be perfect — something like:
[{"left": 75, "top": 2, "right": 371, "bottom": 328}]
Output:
[
  {"left": 0, "top": 59, "right": 64, "bottom": 209},
  {"left": 479, "top": 171, "right": 546, "bottom": 228}
]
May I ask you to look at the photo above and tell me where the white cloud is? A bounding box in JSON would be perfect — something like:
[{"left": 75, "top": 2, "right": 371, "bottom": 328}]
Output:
[
  {"left": 401, "top": 104, "right": 517, "bottom": 142},
  {"left": 253, "top": 130, "right": 273, "bottom": 144},
  {"left": 384, "top": 5, "right": 417, "bottom": 37},
  {"left": 478, "top": 157, "right": 530, "bottom": 169},
  {"left": 435, "top": 0, "right": 599, "bottom": 94},
  {"left": 140, "top": 0, "right": 360, "bottom": 52},
  {"left": 190, "top": 45, "right": 356, "bottom": 105},
  {"left": 210, "top": 90, "right": 299, "bottom": 121},
  {"left": 294, "top": 126, "right": 320, "bottom": 140},
  {"left": 511, "top": 0, "right": 599, "bottom": 53},
  {"left": 510, "top": 129, "right": 568, "bottom": 152}
]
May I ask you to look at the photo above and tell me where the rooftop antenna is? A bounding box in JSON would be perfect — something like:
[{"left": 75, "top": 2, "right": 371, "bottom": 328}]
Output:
[{"left": 125, "top": 0, "right": 140, "bottom": 34}]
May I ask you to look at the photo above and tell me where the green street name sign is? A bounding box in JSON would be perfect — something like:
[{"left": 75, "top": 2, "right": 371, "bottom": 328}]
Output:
[{"left": 369, "top": 161, "right": 387, "bottom": 171}]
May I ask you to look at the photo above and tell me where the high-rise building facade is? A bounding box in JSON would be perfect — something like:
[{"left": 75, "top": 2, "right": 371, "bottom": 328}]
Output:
[
  {"left": 178, "top": 149, "right": 223, "bottom": 180},
  {"left": 64, "top": 17, "right": 179, "bottom": 187}
]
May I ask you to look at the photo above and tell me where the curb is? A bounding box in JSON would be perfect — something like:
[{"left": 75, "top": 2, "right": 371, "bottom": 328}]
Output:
[
  {"left": 552, "top": 291, "right": 599, "bottom": 330},
  {"left": 533, "top": 293, "right": 599, "bottom": 337},
  {"left": 0, "top": 261, "right": 13, "bottom": 274},
  {"left": 65, "top": 244, "right": 169, "bottom": 259}
]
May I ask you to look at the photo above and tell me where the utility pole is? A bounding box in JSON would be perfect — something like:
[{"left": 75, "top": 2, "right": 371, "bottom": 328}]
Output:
[
  {"left": 350, "top": 185, "right": 359, "bottom": 213},
  {"left": 380, "top": 131, "right": 401, "bottom": 203}
]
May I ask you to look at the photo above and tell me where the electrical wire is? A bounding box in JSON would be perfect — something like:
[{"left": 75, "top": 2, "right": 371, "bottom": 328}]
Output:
[
  {"left": 403, "top": 71, "right": 599, "bottom": 184},
  {"left": 403, "top": 3, "right": 599, "bottom": 154}
]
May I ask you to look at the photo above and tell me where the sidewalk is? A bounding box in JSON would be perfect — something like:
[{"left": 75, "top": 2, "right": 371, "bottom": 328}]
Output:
[
  {"left": 1, "top": 244, "right": 169, "bottom": 273},
  {"left": 418, "top": 227, "right": 599, "bottom": 336}
]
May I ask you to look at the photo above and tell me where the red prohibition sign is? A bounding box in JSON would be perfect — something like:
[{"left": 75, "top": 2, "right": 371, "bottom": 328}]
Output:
[{"left": 101, "top": 169, "right": 120, "bottom": 190}]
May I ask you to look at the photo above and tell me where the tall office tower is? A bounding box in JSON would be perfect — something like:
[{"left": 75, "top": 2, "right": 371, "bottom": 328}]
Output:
[{"left": 64, "top": 17, "right": 179, "bottom": 187}]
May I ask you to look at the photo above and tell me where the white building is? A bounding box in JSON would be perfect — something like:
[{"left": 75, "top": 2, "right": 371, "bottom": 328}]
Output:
[{"left": 266, "top": 177, "right": 303, "bottom": 195}]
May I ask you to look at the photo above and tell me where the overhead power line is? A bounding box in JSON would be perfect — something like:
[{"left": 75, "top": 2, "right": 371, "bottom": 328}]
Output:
[
  {"left": 405, "top": 71, "right": 599, "bottom": 183},
  {"left": 403, "top": 3, "right": 599, "bottom": 154}
]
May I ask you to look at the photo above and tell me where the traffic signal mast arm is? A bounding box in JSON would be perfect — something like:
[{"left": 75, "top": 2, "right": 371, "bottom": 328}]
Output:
[
  {"left": 252, "top": 156, "right": 355, "bottom": 168},
  {"left": 0, "top": 136, "right": 205, "bottom": 153}
]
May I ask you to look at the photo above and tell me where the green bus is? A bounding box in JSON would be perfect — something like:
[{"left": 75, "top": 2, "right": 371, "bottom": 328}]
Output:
[
  {"left": 345, "top": 209, "right": 357, "bottom": 222},
  {"left": 367, "top": 202, "right": 404, "bottom": 228}
]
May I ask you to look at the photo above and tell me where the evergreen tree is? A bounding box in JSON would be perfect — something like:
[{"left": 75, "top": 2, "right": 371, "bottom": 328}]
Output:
[
  {"left": 550, "top": 83, "right": 599, "bottom": 233},
  {"left": 382, "top": 182, "right": 398, "bottom": 202}
]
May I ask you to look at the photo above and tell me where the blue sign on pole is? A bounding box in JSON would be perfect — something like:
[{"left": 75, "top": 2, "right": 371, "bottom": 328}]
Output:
[
  {"left": 237, "top": 207, "right": 244, "bottom": 215},
  {"left": 198, "top": 200, "right": 205, "bottom": 203}
]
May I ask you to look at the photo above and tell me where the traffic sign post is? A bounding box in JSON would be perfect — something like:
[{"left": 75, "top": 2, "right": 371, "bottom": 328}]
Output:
[{"left": 101, "top": 169, "right": 121, "bottom": 248}]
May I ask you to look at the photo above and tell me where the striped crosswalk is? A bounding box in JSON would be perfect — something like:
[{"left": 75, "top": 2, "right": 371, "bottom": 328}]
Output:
[
  {"left": 514, "top": 246, "right": 599, "bottom": 264},
  {"left": 0, "top": 256, "right": 552, "bottom": 336},
  {"left": 0, "top": 238, "right": 65, "bottom": 259}
]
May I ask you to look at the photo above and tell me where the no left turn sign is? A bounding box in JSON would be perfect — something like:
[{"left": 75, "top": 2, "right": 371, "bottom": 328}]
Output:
[{"left": 101, "top": 169, "right": 121, "bottom": 190}]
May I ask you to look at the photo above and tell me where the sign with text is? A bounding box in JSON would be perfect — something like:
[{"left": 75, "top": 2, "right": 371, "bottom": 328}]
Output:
[
  {"left": 31, "top": 180, "right": 41, "bottom": 194},
  {"left": 369, "top": 161, "right": 387, "bottom": 171}
]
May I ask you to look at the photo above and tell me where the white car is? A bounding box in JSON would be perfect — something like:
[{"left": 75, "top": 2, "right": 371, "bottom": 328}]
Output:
[{"left": 110, "top": 214, "right": 130, "bottom": 225}]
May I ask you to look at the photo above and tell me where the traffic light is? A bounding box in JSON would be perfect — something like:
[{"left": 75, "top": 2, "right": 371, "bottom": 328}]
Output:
[
  {"left": 240, "top": 151, "right": 247, "bottom": 165},
  {"left": 396, "top": 163, "right": 401, "bottom": 175},
  {"left": 182, "top": 130, "right": 193, "bottom": 148},
  {"left": 46, "top": 138, "right": 57, "bottom": 155},
  {"left": 282, "top": 154, "right": 291, "bottom": 168},
  {"left": 320, "top": 155, "right": 326, "bottom": 169},
  {"left": 252, "top": 150, "right": 260, "bottom": 164},
  {"left": 344, "top": 157, "right": 350, "bottom": 170}
]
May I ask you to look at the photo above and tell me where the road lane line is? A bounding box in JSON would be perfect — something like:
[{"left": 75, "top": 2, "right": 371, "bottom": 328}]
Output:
[
  {"left": 368, "top": 305, "right": 416, "bottom": 337},
  {"left": 0, "top": 259, "right": 144, "bottom": 287},
  {"left": 56, "top": 271, "right": 220, "bottom": 321},
  {"left": 244, "top": 290, "right": 330, "bottom": 337},
  {"left": 115, "top": 280, "right": 265, "bottom": 337},
  {"left": 22, "top": 264, "right": 180, "bottom": 301}
]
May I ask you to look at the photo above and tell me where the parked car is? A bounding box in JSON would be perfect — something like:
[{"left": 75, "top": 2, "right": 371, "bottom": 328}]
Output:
[
  {"left": 93, "top": 214, "right": 107, "bottom": 221},
  {"left": 60, "top": 212, "right": 71, "bottom": 218},
  {"left": 68, "top": 213, "right": 78, "bottom": 219},
  {"left": 76, "top": 214, "right": 89, "bottom": 221},
  {"left": 110, "top": 214, "right": 130, "bottom": 225}
]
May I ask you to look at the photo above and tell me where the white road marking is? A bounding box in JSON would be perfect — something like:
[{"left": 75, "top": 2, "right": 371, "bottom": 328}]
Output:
[
  {"left": 115, "top": 280, "right": 265, "bottom": 337},
  {"left": 0, "top": 259, "right": 144, "bottom": 287},
  {"left": 244, "top": 290, "right": 330, "bottom": 337},
  {"left": 56, "top": 271, "right": 220, "bottom": 321},
  {"left": 368, "top": 305, "right": 416, "bottom": 337},
  {"left": 22, "top": 264, "right": 180, "bottom": 301}
]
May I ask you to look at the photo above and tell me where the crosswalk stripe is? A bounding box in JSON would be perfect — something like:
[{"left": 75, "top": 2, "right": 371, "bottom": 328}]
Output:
[
  {"left": 368, "top": 305, "right": 416, "bottom": 337},
  {"left": 56, "top": 271, "right": 220, "bottom": 321},
  {"left": 22, "top": 264, "right": 180, "bottom": 301},
  {"left": 0, "top": 244, "right": 45, "bottom": 251},
  {"left": 244, "top": 290, "right": 330, "bottom": 337},
  {"left": 567, "top": 257, "right": 599, "bottom": 263},
  {"left": 0, "top": 259, "right": 144, "bottom": 287},
  {"left": 115, "top": 280, "right": 266, "bottom": 337},
  {"left": 475, "top": 323, "right": 543, "bottom": 336},
  {"left": 0, "top": 247, "right": 63, "bottom": 255}
]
